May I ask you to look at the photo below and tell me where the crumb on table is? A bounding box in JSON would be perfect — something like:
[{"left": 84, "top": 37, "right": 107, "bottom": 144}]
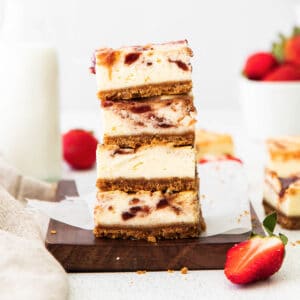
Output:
[
  {"left": 136, "top": 270, "right": 146, "bottom": 275},
  {"left": 180, "top": 267, "right": 188, "bottom": 274},
  {"left": 147, "top": 236, "right": 157, "bottom": 243},
  {"left": 167, "top": 269, "right": 174, "bottom": 273},
  {"left": 50, "top": 230, "right": 57, "bottom": 234}
]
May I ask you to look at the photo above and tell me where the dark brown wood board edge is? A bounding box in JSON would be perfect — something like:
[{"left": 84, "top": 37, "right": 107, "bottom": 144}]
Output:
[{"left": 45, "top": 180, "right": 265, "bottom": 272}]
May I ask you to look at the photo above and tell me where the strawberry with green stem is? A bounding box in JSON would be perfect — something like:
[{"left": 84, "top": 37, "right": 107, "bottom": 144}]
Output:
[
  {"left": 224, "top": 212, "right": 288, "bottom": 285},
  {"left": 273, "top": 27, "right": 300, "bottom": 66}
]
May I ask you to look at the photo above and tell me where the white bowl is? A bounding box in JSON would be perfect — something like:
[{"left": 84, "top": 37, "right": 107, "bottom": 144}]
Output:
[{"left": 239, "top": 78, "right": 300, "bottom": 139}]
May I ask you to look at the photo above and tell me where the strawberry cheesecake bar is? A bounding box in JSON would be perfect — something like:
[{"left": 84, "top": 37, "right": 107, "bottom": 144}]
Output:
[
  {"left": 263, "top": 137, "right": 300, "bottom": 229},
  {"left": 92, "top": 40, "right": 193, "bottom": 100},
  {"left": 195, "top": 129, "right": 234, "bottom": 161},
  {"left": 265, "top": 136, "right": 300, "bottom": 177},
  {"left": 91, "top": 40, "right": 204, "bottom": 240},
  {"left": 102, "top": 94, "right": 196, "bottom": 148},
  {"left": 96, "top": 144, "right": 197, "bottom": 192},
  {"left": 94, "top": 190, "right": 204, "bottom": 240}
]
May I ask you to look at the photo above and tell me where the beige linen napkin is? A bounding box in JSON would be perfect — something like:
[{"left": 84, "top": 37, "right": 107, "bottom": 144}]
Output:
[{"left": 0, "top": 158, "right": 68, "bottom": 300}]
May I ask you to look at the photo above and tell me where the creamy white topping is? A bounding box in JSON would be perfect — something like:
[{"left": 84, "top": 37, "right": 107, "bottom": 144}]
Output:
[
  {"left": 196, "top": 129, "right": 234, "bottom": 160},
  {"left": 196, "top": 144, "right": 234, "bottom": 161},
  {"left": 266, "top": 136, "right": 300, "bottom": 176},
  {"left": 94, "top": 190, "right": 199, "bottom": 226},
  {"left": 264, "top": 170, "right": 300, "bottom": 216},
  {"left": 97, "top": 144, "right": 195, "bottom": 179},
  {"left": 267, "top": 136, "right": 300, "bottom": 155},
  {"left": 267, "top": 159, "right": 300, "bottom": 177},
  {"left": 95, "top": 41, "right": 192, "bottom": 91}
]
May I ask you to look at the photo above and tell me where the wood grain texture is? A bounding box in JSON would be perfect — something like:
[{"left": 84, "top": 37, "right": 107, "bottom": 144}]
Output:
[{"left": 46, "top": 180, "right": 264, "bottom": 272}]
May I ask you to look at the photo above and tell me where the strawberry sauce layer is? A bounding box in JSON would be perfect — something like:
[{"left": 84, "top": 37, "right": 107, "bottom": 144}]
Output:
[{"left": 199, "top": 154, "right": 243, "bottom": 164}]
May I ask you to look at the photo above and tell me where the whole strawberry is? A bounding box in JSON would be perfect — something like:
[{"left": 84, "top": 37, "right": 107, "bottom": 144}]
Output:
[
  {"left": 272, "top": 27, "right": 300, "bottom": 66},
  {"left": 285, "top": 34, "right": 300, "bottom": 66},
  {"left": 243, "top": 52, "right": 278, "bottom": 80},
  {"left": 224, "top": 212, "right": 287, "bottom": 285},
  {"left": 263, "top": 63, "right": 300, "bottom": 81},
  {"left": 63, "top": 129, "right": 98, "bottom": 170}
]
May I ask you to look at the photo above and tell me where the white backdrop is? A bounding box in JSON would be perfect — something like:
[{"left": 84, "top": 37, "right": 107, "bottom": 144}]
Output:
[{"left": 0, "top": 0, "right": 298, "bottom": 112}]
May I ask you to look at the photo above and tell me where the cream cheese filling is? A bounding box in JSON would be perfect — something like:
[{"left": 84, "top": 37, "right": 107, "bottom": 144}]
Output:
[
  {"left": 267, "top": 160, "right": 300, "bottom": 177},
  {"left": 196, "top": 144, "right": 234, "bottom": 160},
  {"left": 103, "top": 102, "right": 196, "bottom": 136},
  {"left": 264, "top": 173, "right": 300, "bottom": 217},
  {"left": 97, "top": 144, "right": 196, "bottom": 179},
  {"left": 94, "top": 190, "right": 199, "bottom": 226},
  {"left": 96, "top": 50, "right": 191, "bottom": 91}
]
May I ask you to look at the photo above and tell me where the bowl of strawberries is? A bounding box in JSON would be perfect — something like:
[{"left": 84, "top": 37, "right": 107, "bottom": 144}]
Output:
[{"left": 240, "top": 27, "right": 300, "bottom": 139}]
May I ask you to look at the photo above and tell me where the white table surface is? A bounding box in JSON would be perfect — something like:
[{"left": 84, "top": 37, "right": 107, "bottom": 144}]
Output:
[{"left": 60, "top": 109, "right": 300, "bottom": 300}]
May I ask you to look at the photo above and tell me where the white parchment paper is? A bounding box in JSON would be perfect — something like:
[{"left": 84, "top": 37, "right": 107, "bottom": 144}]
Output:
[
  {"left": 199, "top": 160, "right": 251, "bottom": 236},
  {"left": 27, "top": 160, "right": 251, "bottom": 236}
]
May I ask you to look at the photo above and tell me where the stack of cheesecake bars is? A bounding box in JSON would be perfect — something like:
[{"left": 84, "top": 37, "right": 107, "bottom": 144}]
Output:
[{"left": 91, "top": 40, "right": 205, "bottom": 241}]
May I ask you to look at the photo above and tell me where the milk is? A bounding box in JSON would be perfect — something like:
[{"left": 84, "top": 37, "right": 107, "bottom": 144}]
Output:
[{"left": 0, "top": 0, "right": 61, "bottom": 180}]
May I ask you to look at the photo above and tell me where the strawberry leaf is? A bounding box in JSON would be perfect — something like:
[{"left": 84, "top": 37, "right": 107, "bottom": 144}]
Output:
[
  {"left": 279, "top": 233, "right": 288, "bottom": 245},
  {"left": 262, "top": 213, "right": 288, "bottom": 245},
  {"left": 272, "top": 27, "right": 300, "bottom": 63},
  {"left": 250, "top": 232, "right": 257, "bottom": 238},
  {"left": 263, "top": 212, "right": 277, "bottom": 236},
  {"left": 272, "top": 33, "right": 286, "bottom": 63},
  {"left": 292, "top": 26, "right": 300, "bottom": 37}
]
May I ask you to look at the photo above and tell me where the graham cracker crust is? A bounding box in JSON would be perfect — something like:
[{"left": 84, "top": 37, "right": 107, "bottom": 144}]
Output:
[
  {"left": 101, "top": 93, "right": 194, "bottom": 106},
  {"left": 96, "top": 177, "right": 197, "bottom": 193},
  {"left": 104, "top": 132, "right": 195, "bottom": 148},
  {"left": 97, "top": 80, "right": 192, "bottom": 101},
  {"left": 263, "top": 199, "right": 300, "bottom": 229},
  {"left": 93, "top": 222, "right": 202, "bottom": 240}
]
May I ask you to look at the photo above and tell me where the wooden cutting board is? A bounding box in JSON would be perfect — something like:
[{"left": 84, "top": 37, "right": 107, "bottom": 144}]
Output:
[{"left": 46, "top": 180, "right": 264, "bottom": 272}]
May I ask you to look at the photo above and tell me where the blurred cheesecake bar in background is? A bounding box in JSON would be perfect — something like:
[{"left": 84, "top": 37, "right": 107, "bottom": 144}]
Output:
[
  {"left": 195, "top": 129, "right": 234, "bottom": 161},
  {"left": 263, "top": 137, "right": 300, "bottom": 229},
  {"left": 265, "top": 136, "right": 300, "bottom": 177},
  {"left": 93, "top": 40, "right": 193, "bottom": 100}
]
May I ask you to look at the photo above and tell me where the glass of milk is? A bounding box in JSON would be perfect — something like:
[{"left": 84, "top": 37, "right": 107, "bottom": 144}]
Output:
[{"left": 0, "top": 0, "right": 61, "bottom": 180}]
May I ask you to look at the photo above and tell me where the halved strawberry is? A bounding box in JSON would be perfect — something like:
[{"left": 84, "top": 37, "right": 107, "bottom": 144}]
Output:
[
  {"left": 243, "top": 52, "right": 278, "bottom": 80},
  {"left": 224, "top": 212, "right": 288, "bottom": 285}
]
